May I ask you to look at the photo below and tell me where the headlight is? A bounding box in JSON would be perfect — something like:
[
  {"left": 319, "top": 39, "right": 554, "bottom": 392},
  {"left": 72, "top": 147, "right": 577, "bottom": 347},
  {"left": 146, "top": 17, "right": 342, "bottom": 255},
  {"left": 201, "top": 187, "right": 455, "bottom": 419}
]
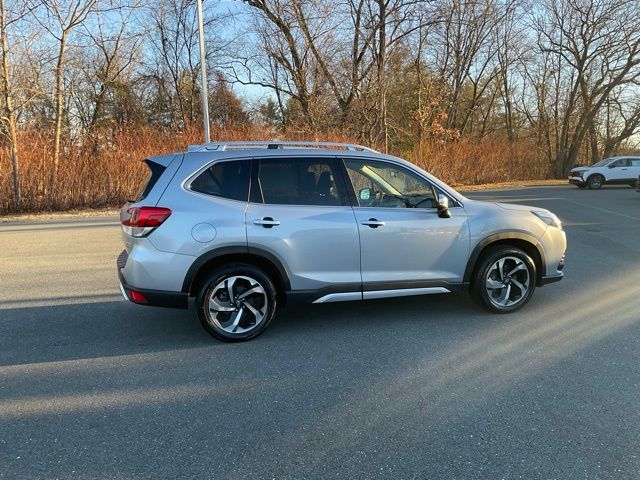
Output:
[{"left": 532, "top": 210, "right": 562, "bottom": 229}]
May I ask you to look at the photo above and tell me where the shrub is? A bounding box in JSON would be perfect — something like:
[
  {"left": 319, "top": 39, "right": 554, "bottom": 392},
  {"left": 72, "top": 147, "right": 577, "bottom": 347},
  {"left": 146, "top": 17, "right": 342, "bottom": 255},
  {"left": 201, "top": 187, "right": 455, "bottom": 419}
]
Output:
[{"left": 0, "top": 127, "right": 549, "bottom": 215}]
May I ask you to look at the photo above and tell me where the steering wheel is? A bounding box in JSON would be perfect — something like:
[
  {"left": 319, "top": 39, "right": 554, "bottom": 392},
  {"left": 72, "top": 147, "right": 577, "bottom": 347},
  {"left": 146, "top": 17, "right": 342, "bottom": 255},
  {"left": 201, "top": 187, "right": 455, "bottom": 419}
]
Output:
[{"left": 412, "top": 196, "right": 436, "bottom": 208}]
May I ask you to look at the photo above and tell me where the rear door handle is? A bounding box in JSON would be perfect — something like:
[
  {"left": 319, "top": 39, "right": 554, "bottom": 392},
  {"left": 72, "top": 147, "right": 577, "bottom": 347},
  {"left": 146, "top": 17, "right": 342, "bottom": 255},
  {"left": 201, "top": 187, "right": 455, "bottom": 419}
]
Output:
[
  {"left": 361, "top": 218, "right": 385, "bottom": 228},
  {"left": 254, "top": 217, "right": 281, "bottom": 228}
]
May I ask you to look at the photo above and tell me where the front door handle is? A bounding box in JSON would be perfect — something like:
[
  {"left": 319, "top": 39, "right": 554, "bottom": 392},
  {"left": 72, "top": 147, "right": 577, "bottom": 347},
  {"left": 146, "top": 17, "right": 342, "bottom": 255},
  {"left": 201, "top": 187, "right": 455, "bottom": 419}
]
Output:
[
  {"left": 254, "top": 217, "right": 281, "bottom": 228},
  {"left": 361, "top": 218, "right": 385, "bottom": 228}
]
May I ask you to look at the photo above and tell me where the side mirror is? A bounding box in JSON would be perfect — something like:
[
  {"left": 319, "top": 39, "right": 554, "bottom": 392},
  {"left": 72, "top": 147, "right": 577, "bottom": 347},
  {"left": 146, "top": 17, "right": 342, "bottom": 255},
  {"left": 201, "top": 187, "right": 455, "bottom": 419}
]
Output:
[
  {"left": 437, "top": 193, "right": 451, "bottom": 218},
  {"left": 359, "top": 187, "right": 372, "bottom": 201}
]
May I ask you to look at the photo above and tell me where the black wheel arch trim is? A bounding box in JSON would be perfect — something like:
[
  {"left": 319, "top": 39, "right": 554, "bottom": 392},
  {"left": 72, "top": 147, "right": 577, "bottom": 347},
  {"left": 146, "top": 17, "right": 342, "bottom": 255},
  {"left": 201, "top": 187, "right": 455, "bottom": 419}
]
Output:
[
  {"left": 463, "top": 232, "right": 547, "bottom": 285},
  {"left": 181, "top": 245, "right": 292, "bottom": 294},
  {"left": 586, "top": 173, "right": 606, "bottom": 184}
]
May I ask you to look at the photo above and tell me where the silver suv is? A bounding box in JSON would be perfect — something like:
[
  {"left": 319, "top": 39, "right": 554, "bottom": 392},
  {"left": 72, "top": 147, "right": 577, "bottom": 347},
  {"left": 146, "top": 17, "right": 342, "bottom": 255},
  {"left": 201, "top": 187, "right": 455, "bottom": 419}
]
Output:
[{"left": 118, "top": 141, "right": 566, "bottom": 342}]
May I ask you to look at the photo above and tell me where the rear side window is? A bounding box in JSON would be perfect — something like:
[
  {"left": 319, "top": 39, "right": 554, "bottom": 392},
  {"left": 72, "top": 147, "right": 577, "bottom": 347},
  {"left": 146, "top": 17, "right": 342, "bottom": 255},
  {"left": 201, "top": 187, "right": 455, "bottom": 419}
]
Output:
[
  {"left": 136, "top": 160, "right": 166, "bottom": 201},
  {"left": 256, "top": 158, "right": 347, "bottom": 206},
  {"left": 190, "top": 160, "right": 251, "bottom": 202}
]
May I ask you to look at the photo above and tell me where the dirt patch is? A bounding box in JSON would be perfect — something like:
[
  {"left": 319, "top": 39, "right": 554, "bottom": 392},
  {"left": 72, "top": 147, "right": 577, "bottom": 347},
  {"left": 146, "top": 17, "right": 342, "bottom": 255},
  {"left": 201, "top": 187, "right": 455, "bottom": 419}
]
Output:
[
  {"left": 456, "top": 179, "right": 568, "bottom": 192},
  {"left": 0, "top": 207, "right": 120, "bottom": 223}
]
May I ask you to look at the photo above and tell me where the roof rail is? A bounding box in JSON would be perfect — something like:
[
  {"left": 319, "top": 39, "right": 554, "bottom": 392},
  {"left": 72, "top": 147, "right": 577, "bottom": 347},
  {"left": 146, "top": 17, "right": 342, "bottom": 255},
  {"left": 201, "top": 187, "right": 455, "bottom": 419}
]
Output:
[{"left": 187, "top": 140, "right": 379, "bottom": 153}]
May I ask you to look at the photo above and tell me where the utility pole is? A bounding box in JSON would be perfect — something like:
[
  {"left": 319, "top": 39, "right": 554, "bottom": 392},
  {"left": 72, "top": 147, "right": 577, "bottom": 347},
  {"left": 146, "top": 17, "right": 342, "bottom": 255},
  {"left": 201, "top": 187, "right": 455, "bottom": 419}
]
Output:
[{"left": 196, "top": 0, "right": 210, "bottom": 143}]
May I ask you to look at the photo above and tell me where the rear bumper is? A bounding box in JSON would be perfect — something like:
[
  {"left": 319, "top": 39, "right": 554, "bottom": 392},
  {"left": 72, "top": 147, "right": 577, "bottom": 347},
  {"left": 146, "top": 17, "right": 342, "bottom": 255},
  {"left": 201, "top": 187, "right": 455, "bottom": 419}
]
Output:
[{"left": 118, "top": 250, "right": 188, "bottom": 309}]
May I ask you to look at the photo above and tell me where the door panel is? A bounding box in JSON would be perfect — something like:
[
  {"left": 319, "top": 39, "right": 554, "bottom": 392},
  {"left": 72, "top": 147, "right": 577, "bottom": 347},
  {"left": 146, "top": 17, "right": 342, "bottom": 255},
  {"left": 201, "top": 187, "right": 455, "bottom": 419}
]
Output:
[
  {"left": 607, "top": 158, "right": 631, "bottom": 182},
  {"left": 246, "top": 157, "right": 361, "bottom": 292},
  {"left": 628, "top": 158, "right": 640, "bottom": 182},
  {"left": 352, "top": 207, "right": 470, "bottom": 285},
  {"left": 342, "top": 158, "right": 470, "bottom": 287}
]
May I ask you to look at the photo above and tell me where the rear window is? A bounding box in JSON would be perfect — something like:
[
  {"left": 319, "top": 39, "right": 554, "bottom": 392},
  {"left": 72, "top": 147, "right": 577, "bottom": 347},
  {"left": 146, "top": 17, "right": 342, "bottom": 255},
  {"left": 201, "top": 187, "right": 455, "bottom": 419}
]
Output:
[
  {"left": 257, "top": 158, "right": 346, "bottom": 206},
  {"left": 136, "top": 160, "right": 166, "bottom": 201},
  {"left": 190, "top": 160, "right": 251, "bottom": 202}
]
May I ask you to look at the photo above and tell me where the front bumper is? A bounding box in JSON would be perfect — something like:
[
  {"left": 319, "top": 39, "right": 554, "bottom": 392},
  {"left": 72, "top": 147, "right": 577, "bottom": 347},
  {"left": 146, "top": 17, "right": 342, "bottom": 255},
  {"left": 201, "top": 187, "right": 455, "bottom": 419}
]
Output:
[
  {"left": 539, "top": 274, "right": 564, "bottom": 285},
  {"left": 117, "top": 250, "right": 188, "bottom": 309},
  {"left": 538, "top": 251, "right": 565, "bottom": 286},
  {"left": 568, "top": 176, "right": 585, "bottom": 186}
]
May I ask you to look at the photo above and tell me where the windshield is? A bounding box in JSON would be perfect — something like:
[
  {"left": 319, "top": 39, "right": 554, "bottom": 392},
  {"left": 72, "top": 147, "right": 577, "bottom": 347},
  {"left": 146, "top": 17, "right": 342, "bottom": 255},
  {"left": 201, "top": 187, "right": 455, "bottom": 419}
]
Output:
[{"left": 592, "top": 159, "right": 613, "bottom": 167}]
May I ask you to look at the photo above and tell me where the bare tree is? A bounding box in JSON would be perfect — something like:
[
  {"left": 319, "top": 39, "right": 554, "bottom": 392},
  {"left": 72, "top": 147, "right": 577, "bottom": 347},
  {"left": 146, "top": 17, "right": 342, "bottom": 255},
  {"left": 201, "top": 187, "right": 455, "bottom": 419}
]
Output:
[
  {"left": 535, "top": 0, "right": 640, "bottom": 174},
  {"left": 494, "top": 0, "right": 522, "bottom": 141},
  {"left": 35, "top": 0, "right": 99, "bottom": 194},
  {"left": 0, "top": 0, "right": 25, "bottom": 207},
  {"left": 601, "top": 90, "right": 640, "bottom": 158},
  {"left": 81, "top": 0, "right": 143, "bottom": 133},
  {"left": 427, "top": 0, "right": 503, "bottom": 134},
  {"left": 237, "top": 0, "right": 319, "bottom": 127}
]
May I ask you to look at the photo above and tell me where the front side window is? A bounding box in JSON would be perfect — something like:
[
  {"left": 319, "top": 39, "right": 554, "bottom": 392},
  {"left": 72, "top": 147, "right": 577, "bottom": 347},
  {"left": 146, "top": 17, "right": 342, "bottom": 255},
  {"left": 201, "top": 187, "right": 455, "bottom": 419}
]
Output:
[
  {"left": 611, "top": 158, "right": 630, "bottom": 167},
  {"left": 257, "top": 158, "right": 346, "bottom": 206},
  {"left": 344, "top": 159, "right": 436, "bottom": 209},
  {"left": 190, "top": 160, "right": 251, "bottom": 201}
]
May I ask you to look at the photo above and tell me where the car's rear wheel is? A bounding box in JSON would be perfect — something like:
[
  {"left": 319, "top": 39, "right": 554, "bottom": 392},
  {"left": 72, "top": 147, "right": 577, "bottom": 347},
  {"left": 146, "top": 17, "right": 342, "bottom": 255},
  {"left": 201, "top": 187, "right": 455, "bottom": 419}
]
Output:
[
  {"left": 587, "top": 174, "right": 604, "bottom": 189},
  {"left": 196, "top": 263, "right": 277, "bottom": 342},
  {"left": 471, "top": 246, "right": 536, "bottom": 313}
]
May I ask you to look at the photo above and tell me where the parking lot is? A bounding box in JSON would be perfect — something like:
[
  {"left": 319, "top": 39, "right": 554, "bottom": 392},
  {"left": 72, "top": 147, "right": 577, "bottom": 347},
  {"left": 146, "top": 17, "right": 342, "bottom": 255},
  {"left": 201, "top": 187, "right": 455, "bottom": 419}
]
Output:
[{"left": 1, "top": 185, "right": 639, "bottom": 479}]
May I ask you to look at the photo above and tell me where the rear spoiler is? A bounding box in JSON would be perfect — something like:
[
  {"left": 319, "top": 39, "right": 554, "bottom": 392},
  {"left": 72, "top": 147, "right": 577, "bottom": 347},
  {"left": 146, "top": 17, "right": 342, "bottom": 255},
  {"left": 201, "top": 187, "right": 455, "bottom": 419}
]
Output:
[{"left": 147, "top": 153, "right": 179, "bottom": 167}]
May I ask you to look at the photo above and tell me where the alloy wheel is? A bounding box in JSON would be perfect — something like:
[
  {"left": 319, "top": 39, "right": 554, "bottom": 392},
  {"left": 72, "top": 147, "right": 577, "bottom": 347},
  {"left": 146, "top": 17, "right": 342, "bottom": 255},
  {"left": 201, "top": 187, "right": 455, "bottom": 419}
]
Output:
[
  {"left": 485, "top": 256, "right": 531, "bottom": 308},
  {"left": 589, "top": 176, "right": 603, "bottom": 189},
  {"left": 207, "top": 275, "right": 268, "bottom": 334}
]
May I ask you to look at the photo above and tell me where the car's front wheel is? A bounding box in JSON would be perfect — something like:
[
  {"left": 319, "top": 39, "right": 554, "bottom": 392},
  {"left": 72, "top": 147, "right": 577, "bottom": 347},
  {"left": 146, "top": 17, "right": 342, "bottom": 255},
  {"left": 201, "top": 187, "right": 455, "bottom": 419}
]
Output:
[
  {"left": 587, "top": 174, "right": 604, "bottom": 189},
  {"left": 471, "top": 246, "right": 536, "bottom": 313},
  {"left": 196, "top": 263, "right": 277, "bottom": 342}
]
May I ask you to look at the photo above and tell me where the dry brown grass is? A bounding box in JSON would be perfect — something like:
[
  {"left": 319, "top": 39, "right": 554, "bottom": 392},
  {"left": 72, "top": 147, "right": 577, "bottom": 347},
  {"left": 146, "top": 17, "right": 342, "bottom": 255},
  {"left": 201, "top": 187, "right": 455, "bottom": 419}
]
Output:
[
  {"left": 406, "top": 138, "right": 550, "bottom": 186},
  {"left": 0, "top": 127, "right": 551, "bottom": 215}
]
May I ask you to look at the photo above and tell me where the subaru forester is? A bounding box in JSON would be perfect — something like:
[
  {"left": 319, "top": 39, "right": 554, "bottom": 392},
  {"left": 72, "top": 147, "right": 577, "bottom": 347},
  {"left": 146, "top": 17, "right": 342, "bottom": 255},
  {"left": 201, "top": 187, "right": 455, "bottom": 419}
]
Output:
[{"left": 118, "top": 141, "right": 566, "bottom": 341}]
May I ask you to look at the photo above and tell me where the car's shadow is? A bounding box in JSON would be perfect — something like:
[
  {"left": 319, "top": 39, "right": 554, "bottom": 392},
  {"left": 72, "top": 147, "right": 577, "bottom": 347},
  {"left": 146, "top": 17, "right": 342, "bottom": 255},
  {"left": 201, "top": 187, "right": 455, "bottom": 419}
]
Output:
[{"left": 1, "top": 292, "right": 492, "bottom": 367}]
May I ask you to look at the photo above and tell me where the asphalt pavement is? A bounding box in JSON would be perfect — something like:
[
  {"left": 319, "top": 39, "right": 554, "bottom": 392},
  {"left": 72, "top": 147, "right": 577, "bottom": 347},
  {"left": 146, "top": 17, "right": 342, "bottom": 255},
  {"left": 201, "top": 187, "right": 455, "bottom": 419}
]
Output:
[{"left": 1, "top": 184, "right": 639, "bottom": 479}]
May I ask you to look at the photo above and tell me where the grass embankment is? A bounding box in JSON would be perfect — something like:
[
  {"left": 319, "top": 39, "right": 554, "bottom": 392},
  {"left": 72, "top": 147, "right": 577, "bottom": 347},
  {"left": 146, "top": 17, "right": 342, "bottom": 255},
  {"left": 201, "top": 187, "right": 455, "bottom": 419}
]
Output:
[{"left": 1, "top": 126, "right": 554, "bottom": 215}]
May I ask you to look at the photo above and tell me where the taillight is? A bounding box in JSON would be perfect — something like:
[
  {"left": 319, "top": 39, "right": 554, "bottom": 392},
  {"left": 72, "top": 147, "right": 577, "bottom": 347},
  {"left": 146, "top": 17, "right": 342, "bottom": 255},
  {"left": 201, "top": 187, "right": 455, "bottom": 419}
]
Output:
[
  {"left": 129, "top": 290, "right": 148, "bottom": 303},
  {"left": 121, "top": 206, "right": 172, "bottom": 237}
]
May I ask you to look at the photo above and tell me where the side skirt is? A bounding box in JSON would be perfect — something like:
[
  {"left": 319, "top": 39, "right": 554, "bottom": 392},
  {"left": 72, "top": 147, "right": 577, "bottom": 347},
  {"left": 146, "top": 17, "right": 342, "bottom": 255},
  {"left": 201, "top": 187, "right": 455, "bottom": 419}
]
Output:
[{"left": 285, "top": 281, "right": 465, "bottom": 304}]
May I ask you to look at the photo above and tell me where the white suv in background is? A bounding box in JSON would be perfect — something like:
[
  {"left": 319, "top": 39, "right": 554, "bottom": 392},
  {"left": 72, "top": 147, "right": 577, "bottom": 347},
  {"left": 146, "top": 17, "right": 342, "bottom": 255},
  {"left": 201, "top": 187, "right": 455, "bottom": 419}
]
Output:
[{"left": 569, "top": 157, "right": 640, "bottom": 189}]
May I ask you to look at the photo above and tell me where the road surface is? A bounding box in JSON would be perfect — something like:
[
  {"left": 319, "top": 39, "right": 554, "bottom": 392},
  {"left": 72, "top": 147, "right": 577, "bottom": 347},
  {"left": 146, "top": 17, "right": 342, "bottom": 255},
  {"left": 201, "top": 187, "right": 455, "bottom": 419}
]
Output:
[{"left": 1, "top": 185, "right": 639, "bottom": 479}]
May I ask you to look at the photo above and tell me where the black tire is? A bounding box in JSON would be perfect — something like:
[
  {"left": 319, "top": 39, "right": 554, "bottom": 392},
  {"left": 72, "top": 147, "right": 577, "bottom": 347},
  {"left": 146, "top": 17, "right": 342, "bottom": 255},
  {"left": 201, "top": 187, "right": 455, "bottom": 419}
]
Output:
[
  {"left": 587, "top": 174, "right": 604, "bottom": 189},
  {"left": 471, "top": 246, "right": 536, "bottom": 314},
  {"left": 196, "top": 263, "right": 277, "bottom": 342}
]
